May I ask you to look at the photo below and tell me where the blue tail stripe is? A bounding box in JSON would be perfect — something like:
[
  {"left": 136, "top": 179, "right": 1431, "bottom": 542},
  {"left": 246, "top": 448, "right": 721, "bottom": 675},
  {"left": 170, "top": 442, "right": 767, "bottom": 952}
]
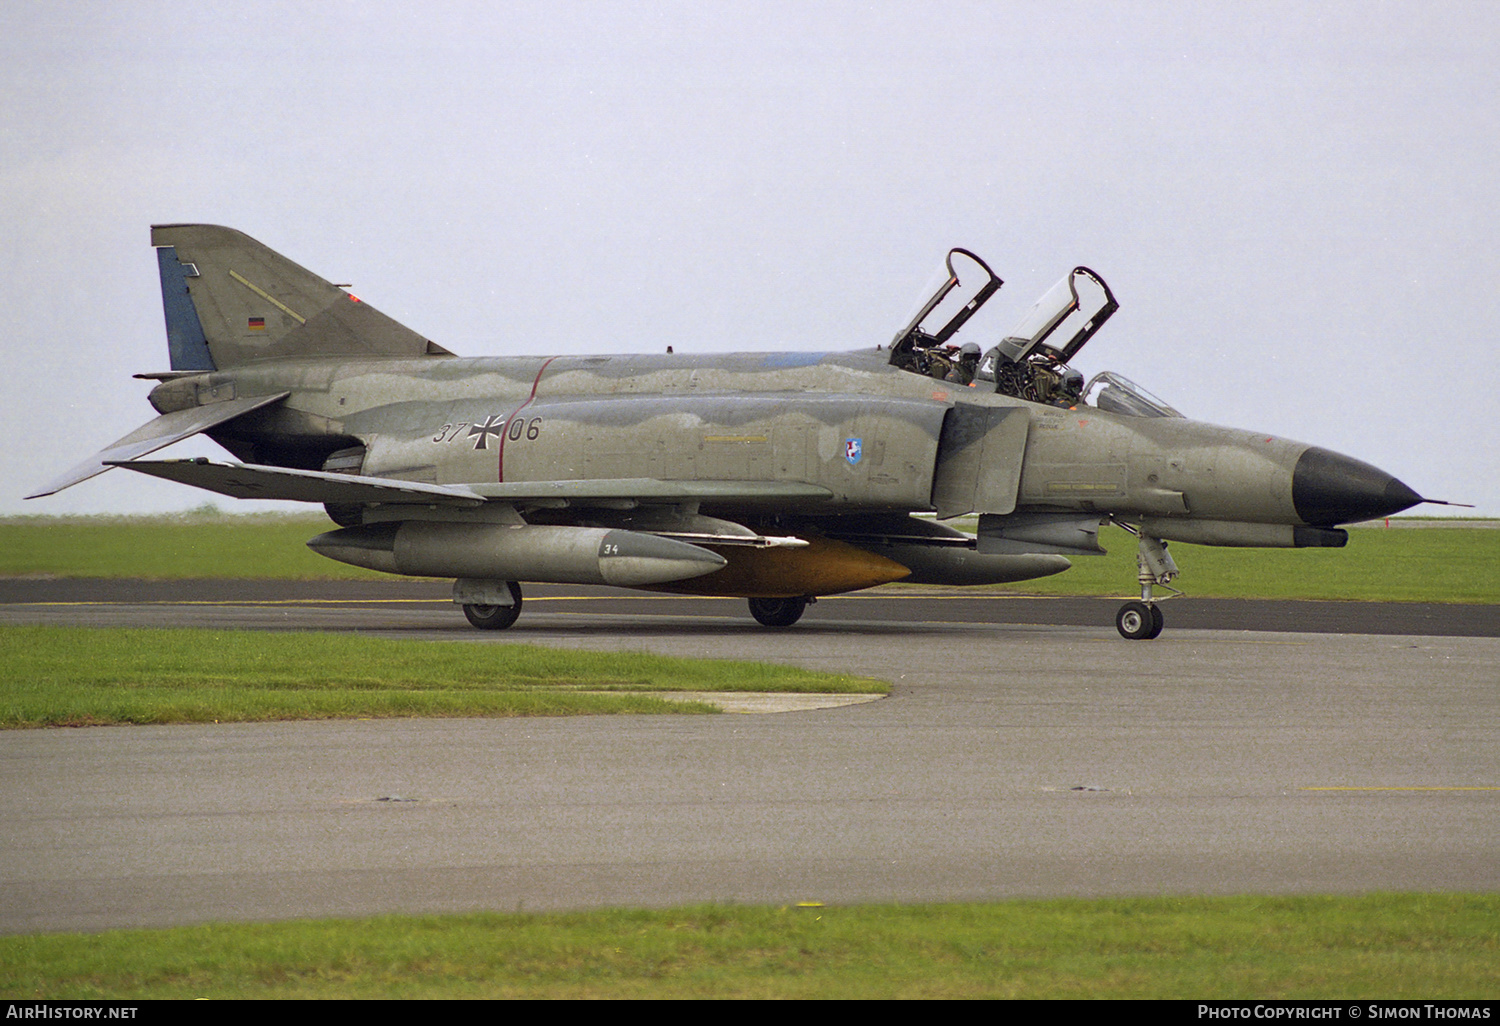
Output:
[{"left": 156, "top": 246, "right": 216, "bottom": 371}]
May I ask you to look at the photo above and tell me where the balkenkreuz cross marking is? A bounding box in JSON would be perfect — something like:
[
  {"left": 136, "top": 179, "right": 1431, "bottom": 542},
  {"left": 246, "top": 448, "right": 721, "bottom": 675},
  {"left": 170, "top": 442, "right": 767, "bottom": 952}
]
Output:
[{"left": 468, "top": 415, "right": 505, "bottom": 450}]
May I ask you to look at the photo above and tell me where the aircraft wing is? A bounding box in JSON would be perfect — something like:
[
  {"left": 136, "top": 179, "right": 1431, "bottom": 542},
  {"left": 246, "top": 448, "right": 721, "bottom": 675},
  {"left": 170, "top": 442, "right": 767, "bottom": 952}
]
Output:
[
  {"left": 25, "top": 392, "right": 291, "bottom": 498},
  {"left": 107, "top": 459, "right": 489, "bottom": 506},
  {"left": 105, "top": 458, "right": 836, "bottom": 510}
]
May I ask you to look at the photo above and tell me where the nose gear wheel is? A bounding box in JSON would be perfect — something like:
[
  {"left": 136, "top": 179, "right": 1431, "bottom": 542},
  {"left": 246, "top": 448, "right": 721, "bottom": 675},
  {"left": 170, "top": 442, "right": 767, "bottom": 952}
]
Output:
[{"left": 1116, "top": 600, "right": 1164, "bottom": 640}]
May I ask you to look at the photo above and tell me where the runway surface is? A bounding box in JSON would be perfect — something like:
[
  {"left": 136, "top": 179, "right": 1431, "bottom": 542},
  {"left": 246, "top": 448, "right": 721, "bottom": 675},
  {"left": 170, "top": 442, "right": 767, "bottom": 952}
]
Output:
[
  {"left": 5, "top": 577, "right": 1500, "bottom": 636},
  {"left": 1, "top": 580, "right": 1497, "bottom": 934}
]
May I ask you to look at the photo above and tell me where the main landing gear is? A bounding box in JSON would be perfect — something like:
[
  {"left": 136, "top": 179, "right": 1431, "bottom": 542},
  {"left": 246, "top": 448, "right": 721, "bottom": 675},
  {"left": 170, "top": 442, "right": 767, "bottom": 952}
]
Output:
[
  {"left": 460, "top": 580, "right": 523, "bottom": 630},
  {"left": 1115, "top": 530, "right": 1178, "bottom": 640},
  {"left": 748, "top": 595, "right": 813, "bottom": 628}
]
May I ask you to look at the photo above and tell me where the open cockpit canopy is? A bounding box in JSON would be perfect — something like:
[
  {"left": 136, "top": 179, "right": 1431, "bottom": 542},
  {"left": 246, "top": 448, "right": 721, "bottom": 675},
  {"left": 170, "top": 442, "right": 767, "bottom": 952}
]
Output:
[
  {"left": 885, "top": 250, "right": 1185, "bottom": 414},
  {"left": 991, "top": 267, "right": 1117, "bottom": 365},
  {"left": 886, "top": 249, "right": 1003, "bottom": 381}
]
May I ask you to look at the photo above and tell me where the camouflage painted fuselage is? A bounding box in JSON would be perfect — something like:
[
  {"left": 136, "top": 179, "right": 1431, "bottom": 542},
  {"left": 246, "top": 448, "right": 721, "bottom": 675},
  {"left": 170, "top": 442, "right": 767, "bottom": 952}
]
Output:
[
  {"left": 143, "top": 348, "right": 1332, "bottom": 522},
  {"left": 136, "top": 344, "right": 1398, "bottom": 596}
]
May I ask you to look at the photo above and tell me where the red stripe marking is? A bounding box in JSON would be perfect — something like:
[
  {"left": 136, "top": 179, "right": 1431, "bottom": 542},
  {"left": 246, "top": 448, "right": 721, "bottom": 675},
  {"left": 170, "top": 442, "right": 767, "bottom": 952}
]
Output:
[{"left": 497, "top": 356, "right": 557, "bottom": 482}]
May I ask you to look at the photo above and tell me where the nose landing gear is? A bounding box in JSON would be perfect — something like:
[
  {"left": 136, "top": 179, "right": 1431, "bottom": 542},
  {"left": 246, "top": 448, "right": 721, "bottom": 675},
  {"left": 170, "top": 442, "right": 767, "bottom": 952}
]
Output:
[
  {"left": 1116, "top": 530, "right": 1177, "bottom": 640},
  {"left": 1116, "top": 599, "right": 1165, "bottom": 640}
]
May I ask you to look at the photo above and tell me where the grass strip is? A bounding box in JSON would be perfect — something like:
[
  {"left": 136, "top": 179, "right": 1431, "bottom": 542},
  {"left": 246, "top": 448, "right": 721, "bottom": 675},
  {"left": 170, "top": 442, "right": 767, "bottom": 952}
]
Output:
[
  {"left": 4, "top": 514, "right": 1497, "bottom": 603},
  {"left": 0, "top": 626, "right": 886, "bottom": 728},
  {"left": 991, "top": 523, "right": 1500, "bottom": 604},
  {"left": 0, "top": 513, "right": 380, "bottom": 580},
  {"left": 1, "top": 895, "right": 1495, "bottom": 999}
]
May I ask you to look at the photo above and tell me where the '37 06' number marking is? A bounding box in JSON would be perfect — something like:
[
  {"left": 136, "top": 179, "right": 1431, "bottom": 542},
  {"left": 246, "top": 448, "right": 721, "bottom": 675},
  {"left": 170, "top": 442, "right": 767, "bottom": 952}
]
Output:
[{"left": 432, "top": 416, "right": 542, "bottom": 450}]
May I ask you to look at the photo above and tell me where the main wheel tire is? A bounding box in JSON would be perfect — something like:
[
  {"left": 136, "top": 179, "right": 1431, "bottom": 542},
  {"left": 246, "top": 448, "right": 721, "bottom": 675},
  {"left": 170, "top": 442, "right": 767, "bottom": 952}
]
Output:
[
  {"left": 463, "top": 582, "right": 523, "bottom": 630},
  {"left": 748, "top": 596, "right": 809, "bottom": 628},
  {"left": 1147, "top": 602, "right": 1166, "bottom": 639},
  {"left": 1116, "top": 600, "right": 1156, "bottom": 640}
]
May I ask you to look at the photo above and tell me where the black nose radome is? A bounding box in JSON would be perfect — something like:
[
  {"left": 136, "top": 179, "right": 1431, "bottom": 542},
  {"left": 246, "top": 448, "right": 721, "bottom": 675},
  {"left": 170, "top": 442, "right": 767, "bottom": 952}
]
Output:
[{"left": 1292, "top": 446, "right": 1422, "bottom": 525}]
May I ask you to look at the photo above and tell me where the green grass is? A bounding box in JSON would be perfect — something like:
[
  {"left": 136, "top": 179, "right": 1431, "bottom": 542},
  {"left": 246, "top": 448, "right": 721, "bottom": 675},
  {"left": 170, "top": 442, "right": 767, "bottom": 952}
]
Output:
[
  {"left": 0, "top": 626, "right": 886, "bottom": 728},
  {"left": 4, "top": 514, "right": 1498, "bottom": 602},
  {"left": 0, "top": 512, "right": 384, "bottom": 580},
  {"left": 2, "top": 895, "right": 1495, "bottom": 999},
  {"left": 993, "top": 523, "right": 1500, "bottom": 604}
]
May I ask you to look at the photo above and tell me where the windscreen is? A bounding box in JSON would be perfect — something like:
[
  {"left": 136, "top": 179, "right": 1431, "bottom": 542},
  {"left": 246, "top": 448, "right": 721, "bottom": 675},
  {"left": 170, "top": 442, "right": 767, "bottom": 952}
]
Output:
[{"left": 1084, "top": 371, "right": 1184, "bottom": 418}]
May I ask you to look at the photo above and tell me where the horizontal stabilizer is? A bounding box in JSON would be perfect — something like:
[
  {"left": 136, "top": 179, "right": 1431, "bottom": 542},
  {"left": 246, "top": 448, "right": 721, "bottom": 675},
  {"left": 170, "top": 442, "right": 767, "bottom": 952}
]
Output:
[
  {"left": 25, "top": 393, "right": 290, "bottom": 498},
  {"left": 105, "top": 459, "right": 488, "bottom": 506}
]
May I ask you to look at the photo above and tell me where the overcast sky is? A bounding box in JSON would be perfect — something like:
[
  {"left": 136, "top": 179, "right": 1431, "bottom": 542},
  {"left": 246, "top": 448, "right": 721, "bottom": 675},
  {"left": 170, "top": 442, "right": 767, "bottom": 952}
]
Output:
[{"left": 3, "top": 0, "right": 1496, "bottom": 517}]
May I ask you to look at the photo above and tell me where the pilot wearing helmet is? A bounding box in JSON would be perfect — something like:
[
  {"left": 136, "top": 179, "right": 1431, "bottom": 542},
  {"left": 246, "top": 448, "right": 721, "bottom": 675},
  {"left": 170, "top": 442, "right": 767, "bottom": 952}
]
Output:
[
  {"left": 946, "top": 342, "right": 982, "bottom": 386},
  {"left": 1057, "top": 365, "right": 1084, "bottom": 406}
]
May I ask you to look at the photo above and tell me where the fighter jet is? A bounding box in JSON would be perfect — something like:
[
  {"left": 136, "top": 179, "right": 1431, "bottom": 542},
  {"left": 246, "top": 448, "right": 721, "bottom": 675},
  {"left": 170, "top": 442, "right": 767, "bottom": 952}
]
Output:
[{"left": 29, "top": 226, "right": 1438, "bottom": 638}]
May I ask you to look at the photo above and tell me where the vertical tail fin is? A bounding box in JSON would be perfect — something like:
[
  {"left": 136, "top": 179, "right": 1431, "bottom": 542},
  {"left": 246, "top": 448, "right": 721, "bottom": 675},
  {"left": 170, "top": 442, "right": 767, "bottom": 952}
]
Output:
[{"left": 150, "top": 224, "right": 453, "bottom": 370}]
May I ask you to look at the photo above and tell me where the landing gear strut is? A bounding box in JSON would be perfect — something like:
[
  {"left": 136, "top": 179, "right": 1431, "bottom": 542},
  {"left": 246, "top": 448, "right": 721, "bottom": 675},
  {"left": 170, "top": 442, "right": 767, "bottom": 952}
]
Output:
[
  {"left": 1115, "top": 532, "right": 1176, "bottom": 640},
  {"left": 748, "top": 595, "right": 812, "bottom": 628}
]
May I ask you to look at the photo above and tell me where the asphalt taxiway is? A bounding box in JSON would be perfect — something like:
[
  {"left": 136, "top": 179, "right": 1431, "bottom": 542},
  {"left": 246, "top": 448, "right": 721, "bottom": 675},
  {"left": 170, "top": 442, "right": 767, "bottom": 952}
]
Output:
[{"left": 1, "top": 581, "right": 1496, "bottom": 934}]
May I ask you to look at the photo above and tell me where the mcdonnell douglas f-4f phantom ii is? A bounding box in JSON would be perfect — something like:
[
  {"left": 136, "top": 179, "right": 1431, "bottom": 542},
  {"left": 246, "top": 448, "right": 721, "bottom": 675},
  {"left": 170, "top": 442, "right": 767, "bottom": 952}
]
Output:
[{"left": 30, "top": 226, "right": 1443, "bottom": 638}]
